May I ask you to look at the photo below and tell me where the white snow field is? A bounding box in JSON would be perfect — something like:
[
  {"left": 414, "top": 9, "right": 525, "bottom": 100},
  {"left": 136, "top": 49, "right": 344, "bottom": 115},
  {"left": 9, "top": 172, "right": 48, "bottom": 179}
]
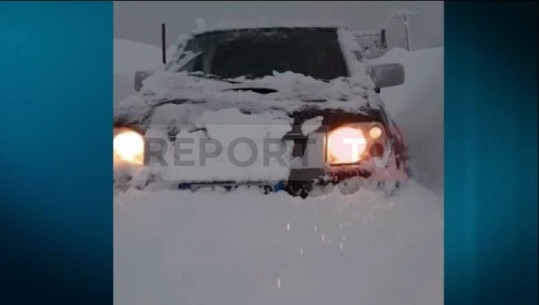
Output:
[
  {"left": 114, "top": 41, "right": 444, "bottom": 305},
  {"left": 115, "top": 181, "right": 442, "bottom": 305}
]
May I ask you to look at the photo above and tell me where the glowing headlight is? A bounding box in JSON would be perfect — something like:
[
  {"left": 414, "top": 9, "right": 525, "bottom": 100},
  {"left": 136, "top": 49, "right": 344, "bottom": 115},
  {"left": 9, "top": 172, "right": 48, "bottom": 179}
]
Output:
[
  {"left": 113, "top": 129, "right": 144, "bottom": 165},
  {"left": 327, "top": 126, "right": 367, "bottom": 164}
]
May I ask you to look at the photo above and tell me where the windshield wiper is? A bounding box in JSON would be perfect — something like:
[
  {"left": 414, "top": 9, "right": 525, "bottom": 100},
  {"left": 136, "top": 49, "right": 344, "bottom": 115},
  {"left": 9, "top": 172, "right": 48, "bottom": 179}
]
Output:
[{"left": 187, "top": 72, "right": 240, "bottom": 84}]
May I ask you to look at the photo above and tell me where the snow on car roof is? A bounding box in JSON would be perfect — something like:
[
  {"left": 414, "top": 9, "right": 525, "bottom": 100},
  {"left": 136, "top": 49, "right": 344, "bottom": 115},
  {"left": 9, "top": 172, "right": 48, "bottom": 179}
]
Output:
[{"left": 191, "top": 26, "right": 344, "bottom": 36}]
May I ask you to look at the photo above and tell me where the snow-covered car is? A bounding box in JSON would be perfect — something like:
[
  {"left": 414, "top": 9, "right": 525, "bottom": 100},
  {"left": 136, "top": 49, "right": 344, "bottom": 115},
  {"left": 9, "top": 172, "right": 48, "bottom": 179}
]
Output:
[{"left": 113, "top": 27, "right": 408, "bottom": 196}]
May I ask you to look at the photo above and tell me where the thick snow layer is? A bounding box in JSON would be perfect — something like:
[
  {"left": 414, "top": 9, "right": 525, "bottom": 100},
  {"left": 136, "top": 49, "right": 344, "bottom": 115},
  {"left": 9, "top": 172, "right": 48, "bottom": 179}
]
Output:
[
  {"left": 371, "top": 47, "right": 444, "bottom": 197},
  {"left": 115, "top": 70, "right": 377, "bottom": 126},
  {"left": 114, "top": 180, "right": 442, "bottom": 305},
  {"left": 301, "top": 115, "right": 323, "bottom": 135},
  {"left": 337, "top": 28, "right": 374, "bottom": 85}
]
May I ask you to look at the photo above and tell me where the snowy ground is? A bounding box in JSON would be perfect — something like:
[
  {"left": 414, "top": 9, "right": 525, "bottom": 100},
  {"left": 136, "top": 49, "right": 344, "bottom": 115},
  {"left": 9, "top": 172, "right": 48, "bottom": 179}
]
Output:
[
  {"left": 114, "top": 40, "right": 444, "bottom": 305},
  {"left": 115, "top": 181, "right": 442, "bottom": 305}
]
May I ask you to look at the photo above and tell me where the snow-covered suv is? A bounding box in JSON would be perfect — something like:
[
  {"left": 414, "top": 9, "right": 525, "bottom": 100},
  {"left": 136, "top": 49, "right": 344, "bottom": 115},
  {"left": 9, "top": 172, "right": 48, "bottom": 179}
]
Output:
[{"left": 113, "top": 27, "right": 408, "bottom": 196}]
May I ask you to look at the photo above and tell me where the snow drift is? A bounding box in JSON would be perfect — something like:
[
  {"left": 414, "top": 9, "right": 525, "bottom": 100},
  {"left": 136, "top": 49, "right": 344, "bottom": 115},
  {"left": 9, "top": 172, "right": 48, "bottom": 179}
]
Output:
[
  {"left": 371, "top": 47, "right": 444, "bottom": 197},
  {"left": 114, "top": 39, "right": 162, "bottom": 104}
]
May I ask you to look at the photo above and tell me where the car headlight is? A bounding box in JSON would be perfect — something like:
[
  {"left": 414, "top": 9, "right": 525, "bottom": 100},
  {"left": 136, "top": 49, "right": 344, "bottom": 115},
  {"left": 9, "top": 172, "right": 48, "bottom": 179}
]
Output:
[
  {"left": 113, "top": 128, "right": 144, "bottom": 165},
  {"left": 326, "top": 124, "right": 386, "bottom": 165},
  {"left": 327, "top": 126, "right": 367, "bottom": 164}
]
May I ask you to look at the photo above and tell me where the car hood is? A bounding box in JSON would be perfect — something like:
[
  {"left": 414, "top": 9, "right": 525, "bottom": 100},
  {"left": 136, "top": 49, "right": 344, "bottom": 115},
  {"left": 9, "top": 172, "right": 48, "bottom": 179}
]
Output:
[{"left": 114, "top": 70, "right": 381, "bottom": 130}]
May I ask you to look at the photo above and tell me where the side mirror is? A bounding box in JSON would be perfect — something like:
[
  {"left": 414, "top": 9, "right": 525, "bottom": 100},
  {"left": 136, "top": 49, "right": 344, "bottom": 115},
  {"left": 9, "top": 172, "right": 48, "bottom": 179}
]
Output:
[
  {"left": 134, "top": 70, "right": 153, "bottom": 92},
  {"left": 369, "top": 63, "right": 404, "bottom": 88}
]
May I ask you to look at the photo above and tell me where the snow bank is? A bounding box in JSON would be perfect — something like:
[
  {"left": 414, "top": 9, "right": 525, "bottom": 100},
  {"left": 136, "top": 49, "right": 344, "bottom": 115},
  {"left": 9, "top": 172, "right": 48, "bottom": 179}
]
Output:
[
  {"left": 371, "top": 47, "right": 444, "bottom": 197},
  {"left": 115, "top": 181, "right": 442, "bottom": 305},
  {"left": 114, "top": 39, "right": 162, "bottom": 104},
  {"left": 114, "top": 75, "right": 135, "bottom": 106},
  {"left": 114, "top": 38, "right": 162, "bottom": 79}
]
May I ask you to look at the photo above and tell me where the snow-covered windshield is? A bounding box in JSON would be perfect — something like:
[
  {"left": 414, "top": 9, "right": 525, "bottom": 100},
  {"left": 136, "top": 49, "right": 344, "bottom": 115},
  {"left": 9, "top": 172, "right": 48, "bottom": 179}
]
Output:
[{"left": 177, "top": 28, "right": 349, "bottom": 80}]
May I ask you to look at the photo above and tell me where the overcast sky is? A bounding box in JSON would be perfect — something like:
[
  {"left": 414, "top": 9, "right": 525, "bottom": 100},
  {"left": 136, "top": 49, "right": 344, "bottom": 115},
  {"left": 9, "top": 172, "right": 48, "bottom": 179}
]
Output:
[{"left": 114, "top": 1, "right": 443, "bottom": 49}]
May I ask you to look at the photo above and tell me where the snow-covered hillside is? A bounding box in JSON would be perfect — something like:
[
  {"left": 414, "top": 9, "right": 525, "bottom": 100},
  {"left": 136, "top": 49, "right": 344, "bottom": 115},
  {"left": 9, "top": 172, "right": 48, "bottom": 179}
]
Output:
[{"left": 114, "top": 39, "right": 162, "bottom": 104}]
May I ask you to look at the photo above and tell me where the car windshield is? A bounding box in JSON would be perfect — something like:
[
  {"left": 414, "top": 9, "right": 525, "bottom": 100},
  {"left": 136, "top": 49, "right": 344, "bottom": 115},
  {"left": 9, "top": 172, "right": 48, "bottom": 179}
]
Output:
[{"left": 177, "top": 28, "right": 349, "bottom": 80}]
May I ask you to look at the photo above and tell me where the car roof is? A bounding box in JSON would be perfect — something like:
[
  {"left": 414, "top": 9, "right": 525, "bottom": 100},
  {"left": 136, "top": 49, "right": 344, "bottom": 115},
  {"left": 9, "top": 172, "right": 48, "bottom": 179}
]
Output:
[{"left": 192, "top": 26, "right": 345, "bottom": 37}]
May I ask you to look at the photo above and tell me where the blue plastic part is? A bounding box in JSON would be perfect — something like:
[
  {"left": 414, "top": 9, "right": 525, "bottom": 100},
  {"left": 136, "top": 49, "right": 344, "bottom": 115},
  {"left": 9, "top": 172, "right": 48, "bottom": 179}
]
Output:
[
  {"left": 178, "top": 183, "right": 191, "bottom": 190},
  {"left": 177, "top": 181, "right": 286, "bottom": 192},
  {"left": 273, "top": 181, "right": 286, "bottom": 192}
]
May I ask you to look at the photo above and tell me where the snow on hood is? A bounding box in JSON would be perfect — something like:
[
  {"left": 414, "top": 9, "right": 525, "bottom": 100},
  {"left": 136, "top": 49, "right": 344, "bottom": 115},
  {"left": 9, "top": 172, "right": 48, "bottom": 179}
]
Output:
[
  {"left": 115, "top": 71, "right": 380, "bottom": 184},
  {"left": 145, "top": 70, "right": 369, "bottom": 104},
  {"left": 115, "top": 70, "right": 380, "bottom": 127}
]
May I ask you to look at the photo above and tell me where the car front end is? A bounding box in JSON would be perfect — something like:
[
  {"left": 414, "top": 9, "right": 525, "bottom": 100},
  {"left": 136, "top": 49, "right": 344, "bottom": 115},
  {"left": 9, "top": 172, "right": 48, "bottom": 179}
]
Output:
[{"left": 113, "top": 26, "right": 408, "bottom": 196}]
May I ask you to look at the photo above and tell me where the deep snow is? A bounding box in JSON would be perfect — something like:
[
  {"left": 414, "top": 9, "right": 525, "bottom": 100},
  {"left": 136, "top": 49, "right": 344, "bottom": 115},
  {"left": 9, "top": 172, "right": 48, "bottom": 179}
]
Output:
[
  {"left": 115, "top": 181, "right": 442, "bottom": 305},
  {"left": 114, "top": 38, "right": 444, "bottom": 305},
  {"left": 371, "top": 47, "right": 444, "bottom": 197}
]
